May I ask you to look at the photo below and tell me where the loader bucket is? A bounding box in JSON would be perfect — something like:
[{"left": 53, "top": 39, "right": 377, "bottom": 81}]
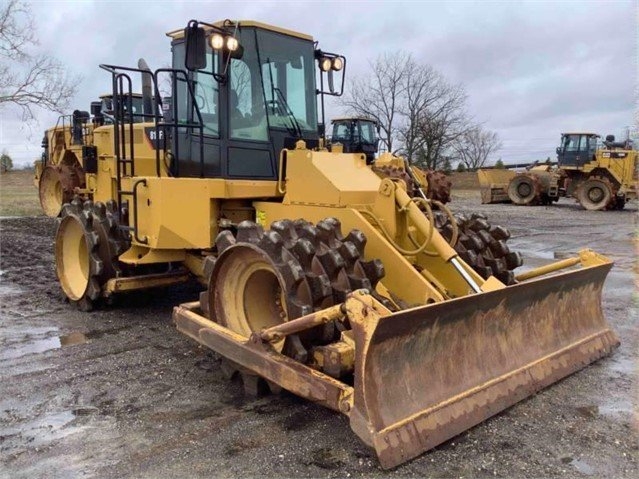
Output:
[
  {"left": 477, "top": 169, "right": 515, "bottom": 203},
  {"left": 347, "top": 261, "right": 618, "bottom": 469}
]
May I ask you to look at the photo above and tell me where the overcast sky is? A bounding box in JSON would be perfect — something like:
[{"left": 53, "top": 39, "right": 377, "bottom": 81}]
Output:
[{"left": 0, "top": 0, "right": 636, "bottom": 166}]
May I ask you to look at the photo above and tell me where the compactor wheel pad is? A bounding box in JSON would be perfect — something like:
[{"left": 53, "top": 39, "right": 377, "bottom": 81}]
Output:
[
  {"left": 371, "top": 165, "right": 452, "bottom": 204},
  {"left": 55, "top": 199, "right": 129, "bottom": 310},
  {"left": 434, "top": 211, "right": 522, "bottom": 285},
  {"left": 209, "top": 218, "right": 385, "bottom": 379}
]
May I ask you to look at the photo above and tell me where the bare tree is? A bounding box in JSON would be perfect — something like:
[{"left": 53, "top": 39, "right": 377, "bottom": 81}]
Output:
[
  {"left": 412, "top": 83, "right": 469, "bottom": 169},
  {"left": 341, "top": 51, "right": 470, "bottom": 166},
  {"left": 396, "top": 61, "right": 440, "bottom": 160},
  {"left": 341, "top": 52, "right": 410, "bottom": 153},
  {"left": 0, "top": 0, "right": 79, "bottom": 120},
  {"left": 452, "top": 126, "right": 502, "bottom": 170}
]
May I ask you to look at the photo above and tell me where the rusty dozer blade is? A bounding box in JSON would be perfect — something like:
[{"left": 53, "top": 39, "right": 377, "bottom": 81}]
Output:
[
  {"left": 346, "top": 260, "right": 618, "bottom": 469},
  {"left": 172, "top": 252, "right": 618, "bottom": 470}
]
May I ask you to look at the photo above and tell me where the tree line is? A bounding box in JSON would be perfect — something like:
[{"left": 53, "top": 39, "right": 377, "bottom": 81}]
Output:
[{"left": 340, "top": 52, "right": 501, "bottom": 170}]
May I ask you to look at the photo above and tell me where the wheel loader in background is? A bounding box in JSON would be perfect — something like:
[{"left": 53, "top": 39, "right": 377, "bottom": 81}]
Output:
[
  {"left": 330, "top": 116, "right": 452, "bottom": 203},
  {"left": 328, "top": 116, "right": 519, "bottom": 282},
  {"left": 48, "top": 19, "right": 619, "bottom": 469},
  {"left": 478, "top": 132, "right": 638, "bottom": 210}
]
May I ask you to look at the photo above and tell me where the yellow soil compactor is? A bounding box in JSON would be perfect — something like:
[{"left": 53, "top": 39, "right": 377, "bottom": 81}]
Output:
[
  {"left": 49, "top": 20, "right": 618, "bottom": 469},
  {"left": 478, "top": 132, "right": 638, "bottom": 210}
]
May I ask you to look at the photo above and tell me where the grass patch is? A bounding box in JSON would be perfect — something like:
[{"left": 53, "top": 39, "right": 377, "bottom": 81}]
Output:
[{"left": 0, "top": 170, "right": 42, "bottom": 217}]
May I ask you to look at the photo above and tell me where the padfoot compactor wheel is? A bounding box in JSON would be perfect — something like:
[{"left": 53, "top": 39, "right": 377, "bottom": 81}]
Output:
[
  {"left": 371, "top": 165, "right": 452, "bottom": 204},
  {"left": 55, "top": 199, "right": 129, "bottom": 311},
  {"left": 209, "top": 218, "right": 384, "bottom": 377},
  {"left": 373, "top": 165, "right": 521, "bottom": 282},
  {"left": 423, "top": 169, "right": 452, "bottom": 204},
  {"left": 433, "top": 210, "right": 522, "bottom": 285}
]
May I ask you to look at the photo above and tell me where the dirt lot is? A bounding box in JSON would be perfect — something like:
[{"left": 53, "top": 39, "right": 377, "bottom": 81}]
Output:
[{"left": 0, "top": 191, "right": 637, "bottom": 479}]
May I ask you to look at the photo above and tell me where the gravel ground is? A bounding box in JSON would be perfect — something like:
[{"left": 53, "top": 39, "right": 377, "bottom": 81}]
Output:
[{"left": 0, "top": 192, "right": 637, "bottom": 479}]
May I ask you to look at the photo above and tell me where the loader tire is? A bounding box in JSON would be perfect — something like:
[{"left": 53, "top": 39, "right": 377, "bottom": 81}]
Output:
[
  {"left": 577, "top": 177, "right": 614, "bottom": 211},
  {"left": 507, "top": 173, "right": 542, "bottom": 206},
  {"left": 434, "top": 210, "right": 522, "bottom": 285},
  {"left": 55, "top": 198, "right": 130, "bottom": 311},
  {"left": 209, "top": 218, "right": 384, "bottom": 362}
]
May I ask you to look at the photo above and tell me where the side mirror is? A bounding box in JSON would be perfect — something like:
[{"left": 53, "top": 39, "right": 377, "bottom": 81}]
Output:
[{"left": 185, "top": 22, "right": 207, "bottom": 71}]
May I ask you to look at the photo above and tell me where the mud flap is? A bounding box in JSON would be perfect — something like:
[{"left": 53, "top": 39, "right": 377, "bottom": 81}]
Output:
[{"left": 346, "top": 262, "right": 618, "bottom": 469}]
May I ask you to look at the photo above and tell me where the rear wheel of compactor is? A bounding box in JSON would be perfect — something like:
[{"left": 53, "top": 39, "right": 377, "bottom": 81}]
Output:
[
  {"left": 507, "top": 173, "right": 541, "bottom": 205},
  {"left": 577, "top": 177, "right": 614, "bottom": 211},
  {"left": 39, "top": 166, "right": 67, "bottom": 217},
  {"left": 55, "top": 198, "right": 129, "bottom": 311},
  {"left": 208, "top": 218, "right": 384, "bottom": 382}
]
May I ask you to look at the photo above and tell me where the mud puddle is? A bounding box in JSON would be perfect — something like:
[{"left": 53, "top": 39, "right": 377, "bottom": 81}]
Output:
[
  {"left": 0, "top": 327, "right": 91, "bottom": 362},
  {"left": 0, "top": 410, "right": 80, "bottom": 449}
]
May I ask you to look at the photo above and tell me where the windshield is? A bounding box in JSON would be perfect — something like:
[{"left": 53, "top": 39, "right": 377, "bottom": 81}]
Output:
[
  {"left": 360, "top": 121, "right": 377, "bottom": 143},
  {"left": 563, "top": 134, "right": 587, "bottom": 152},
  {"left": 256, "top": 29, "right": 317, "bottom": 133}
]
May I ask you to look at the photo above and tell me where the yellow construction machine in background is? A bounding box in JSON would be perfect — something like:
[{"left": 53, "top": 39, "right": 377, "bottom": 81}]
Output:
[
  {"left": 47, "top": 19, "right": 619, "bottom": 469},
  {"left": 478, "top": 132, "right": 638, "bottom": 210},
  {"left": 34, "top": 59, "right": 157, "bottom": 218}
]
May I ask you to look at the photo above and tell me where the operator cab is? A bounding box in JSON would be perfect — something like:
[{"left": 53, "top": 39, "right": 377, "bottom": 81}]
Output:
[
  {"left": 330, "top": 117, "right": 379, "bottom": 164},
  {"left": 556, "top": 132, "right": 598, "bottom": 167},
  {"left": 167, "top": 20, "right": 343, "bottom": 179}
]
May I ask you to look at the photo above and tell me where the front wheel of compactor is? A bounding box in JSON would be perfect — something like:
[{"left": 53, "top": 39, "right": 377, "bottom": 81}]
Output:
[
  {"left": 577, "top": 177, "right": 613, "bottom": 211},
  {"left": 208, "top": 218, "right": 385, "bottom": 369},
  {"left": 55, "top": 199, "right": 129, "bottom": 311}
]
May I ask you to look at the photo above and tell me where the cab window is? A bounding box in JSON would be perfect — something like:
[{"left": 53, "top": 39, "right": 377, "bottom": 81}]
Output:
[
  {"left": 193, "top": 53, "right": 219, "bottom": 137},
  {"left": 230, "top": 57, "right": 268, "bottom": 141}
]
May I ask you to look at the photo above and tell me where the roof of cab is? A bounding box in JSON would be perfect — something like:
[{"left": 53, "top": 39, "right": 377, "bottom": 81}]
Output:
[
  {"left": 561, "top": 132, "right": 599, "bottom": 136},
  {"left": 331, "top": 116, "right": 378, "bottom": 123},
  {"left": 166, "top": 20, "right": 313, "bottom": 42}
]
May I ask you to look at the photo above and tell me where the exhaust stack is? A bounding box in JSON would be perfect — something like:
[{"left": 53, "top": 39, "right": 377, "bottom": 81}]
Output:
[{"left": 138, "top": 58, "right": 153, "bottom": 116}]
